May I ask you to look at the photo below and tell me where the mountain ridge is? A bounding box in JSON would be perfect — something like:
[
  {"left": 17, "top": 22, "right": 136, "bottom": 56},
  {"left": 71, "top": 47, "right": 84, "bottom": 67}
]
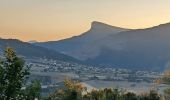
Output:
[
  {"left": 34, "top": 21, "right": 129, "bottom": 60},
  {"left": 0, "top": 38, "right": 82, "bottom": 63},
  {"left": 34, "top": 21, "right": 170, "bottom": 71},
  {"left": 36, "top": 21, "right": 129, "bottom": 43}
]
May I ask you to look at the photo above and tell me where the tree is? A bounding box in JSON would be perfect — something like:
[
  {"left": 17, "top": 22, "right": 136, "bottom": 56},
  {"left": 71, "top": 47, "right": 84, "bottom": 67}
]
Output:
[
  {"left": 62, "top": 79, "right": 85, "bottom": 100},
  {"left": 0, "top": 59, "right": 5, "bottom": 99},
  {"left": 0, "top": 47, "right": 29, "bottom": 100},
  {"left": 20, "top": 80, "right": 41, "bottom": 100},
  {"left": 160, "top": 70, "right": 170, "bottom": 99},
  {"left": 123, "top": 92, "right": 137, "bottom": 100},
  {"left": 46, "top": 78, "right": 86, "bottom": 100}
]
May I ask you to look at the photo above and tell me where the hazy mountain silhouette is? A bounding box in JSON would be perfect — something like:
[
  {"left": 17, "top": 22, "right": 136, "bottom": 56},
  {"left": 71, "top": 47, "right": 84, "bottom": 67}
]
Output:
[
  {"left": 0, "top": 38, "right": 81, "bottom": 63},
  {"left": 35, "top": 21, "right": 129, "bottom": 60},
  {"left": 35, "top": 22, "right": 170, "bottom": 71}
]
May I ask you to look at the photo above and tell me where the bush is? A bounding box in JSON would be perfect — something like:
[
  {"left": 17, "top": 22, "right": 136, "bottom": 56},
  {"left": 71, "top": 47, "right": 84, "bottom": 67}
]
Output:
[{"left": 46, "top": 79, "right": 161, "bottom": 100}]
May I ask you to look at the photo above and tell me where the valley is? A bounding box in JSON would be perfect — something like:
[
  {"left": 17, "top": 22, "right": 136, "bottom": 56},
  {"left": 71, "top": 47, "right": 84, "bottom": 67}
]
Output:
[{"left": 25, "top": 58, "right": 165, "bottom": 96}]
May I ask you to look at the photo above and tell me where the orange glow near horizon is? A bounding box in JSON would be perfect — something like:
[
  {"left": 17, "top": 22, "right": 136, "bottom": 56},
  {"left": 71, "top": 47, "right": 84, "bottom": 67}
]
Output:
[{"left": 1, "top": 0, "right": 170, "bottom": 42}]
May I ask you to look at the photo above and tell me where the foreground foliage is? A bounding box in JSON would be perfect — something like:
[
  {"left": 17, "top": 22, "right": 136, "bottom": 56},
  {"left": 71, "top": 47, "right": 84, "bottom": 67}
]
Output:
[
  {"left": 0, "top": 47, "right": 41, "bottom": 100},
  {"left": 46, "top": 79, "right": 161, "bottom": 100}
]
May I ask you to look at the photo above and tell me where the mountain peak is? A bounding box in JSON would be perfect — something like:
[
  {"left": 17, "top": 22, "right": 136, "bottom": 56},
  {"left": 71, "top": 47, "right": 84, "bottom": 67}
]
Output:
[
  {"left": 91, "top": 21, "right": 128, "bottom": 31},
  {"left": 91, "top": 21, "right": 107, "bottom": 25},
  {"left": 91, "top": 21, "right": 114, "bottom": 28}
]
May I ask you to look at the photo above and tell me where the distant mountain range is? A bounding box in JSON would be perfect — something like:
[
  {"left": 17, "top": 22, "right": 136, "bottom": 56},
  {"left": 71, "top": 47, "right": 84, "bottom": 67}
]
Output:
[
  {"left": 0, "top": 39, "right": 81, "bottom": 63},
  {"left": 35, "top": 21, "right": 129, "bottom": 60},
  {"left": 35, "top": 21, "right": 170, "bottom": 71}
]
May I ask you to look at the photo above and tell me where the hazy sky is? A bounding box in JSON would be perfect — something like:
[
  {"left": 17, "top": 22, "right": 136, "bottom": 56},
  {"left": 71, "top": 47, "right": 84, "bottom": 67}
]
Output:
[{"left": 1, "top": 0, "right": 170, "bottom": 42}]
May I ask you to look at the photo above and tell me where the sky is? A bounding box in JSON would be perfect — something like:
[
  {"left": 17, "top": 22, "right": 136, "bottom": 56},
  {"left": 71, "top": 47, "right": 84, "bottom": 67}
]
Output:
[{"left": 0, "top": 0, "right": 170, "bottom": 42}]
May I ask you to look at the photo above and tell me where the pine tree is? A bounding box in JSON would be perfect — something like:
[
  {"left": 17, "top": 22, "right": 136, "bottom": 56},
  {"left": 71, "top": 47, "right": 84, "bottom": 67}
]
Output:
[{"left": 0, "top": 47, "right": 29, "bottom": 100}]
